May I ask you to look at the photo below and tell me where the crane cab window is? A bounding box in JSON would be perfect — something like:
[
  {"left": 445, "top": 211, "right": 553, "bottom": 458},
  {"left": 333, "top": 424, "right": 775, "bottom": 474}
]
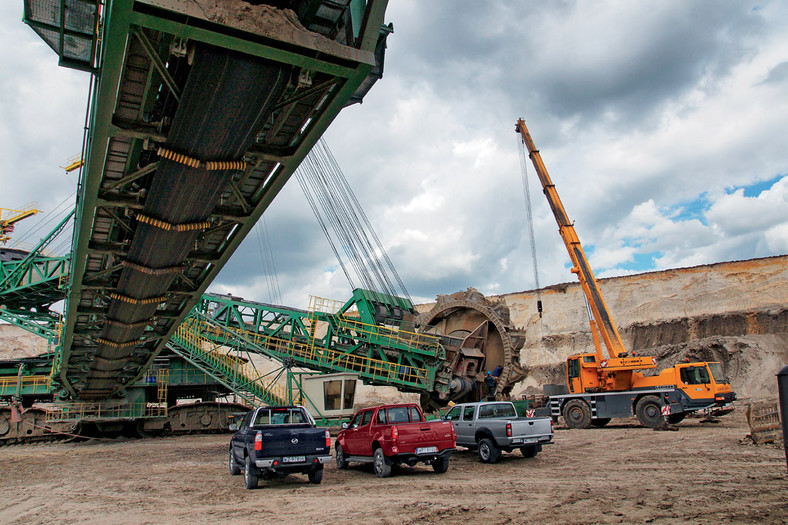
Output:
[
  {"left": 680, "top": 366, "right": 711, "bottom": 385},
  {"left": 462, "top": 406, "right": 476, "bottom": 421},
  {"left": 567, "top": 359, "right": 580, "bottom": 379},
  {"left": 583, "top": 355, "right": 596, "bottom": 363}
]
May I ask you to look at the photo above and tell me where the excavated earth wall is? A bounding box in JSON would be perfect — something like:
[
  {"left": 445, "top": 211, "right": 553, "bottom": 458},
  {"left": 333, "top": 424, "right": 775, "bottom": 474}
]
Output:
[
  {"left": 1, "top": 256, "right": 785, "bottom": 404},
  {"left": 496, "top": 255, "right": 788, "bottom": 400}
]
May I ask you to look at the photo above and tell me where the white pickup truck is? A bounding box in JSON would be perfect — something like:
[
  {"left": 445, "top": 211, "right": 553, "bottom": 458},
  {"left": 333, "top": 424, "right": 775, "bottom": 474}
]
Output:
[{"left": 443, "top": 401, "right": 554, "bottom": 463}]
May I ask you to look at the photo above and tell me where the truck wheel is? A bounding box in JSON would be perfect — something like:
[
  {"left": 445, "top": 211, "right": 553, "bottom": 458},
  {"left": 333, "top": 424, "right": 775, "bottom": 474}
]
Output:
[
  {"left": 478, "top": 438, "right": 501, "bottom": 463},
  {"left": 308, "top": 466, "right": 323, "bottom": 484},
  {"left": 431, "top": 456, "right": 450, "bottom": 473},
  {"left": 636, "top": 395, "right": 663, "bottom": 428},
  {"left": 520, "top": 445, "right": 538, "bottom": 458},
  {"left": 563, "top": 399, "right": 592, "bottom": 429},
  {"left": 244, "top": 456, "right": 258, "bottom": 489},
  {"left": 667, "top": 413, "right": 686, "bottom": 425},
  {"left": 373, "top": 448, "right": 392, "bottom": 478},
  {"left": 335, "top": 443, "right": 348, "bottom": 470},
  {"left": 590, "top": 418, "right": 611, "bottom": 427},
  {"left": 229, "top": 447, "right": 241, "bottom": 475}
]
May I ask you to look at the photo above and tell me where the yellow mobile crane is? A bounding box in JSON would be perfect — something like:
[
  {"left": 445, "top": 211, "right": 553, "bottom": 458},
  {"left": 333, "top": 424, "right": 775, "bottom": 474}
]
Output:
[
  {"left": 0, "top": 205, "right": 39, "bottom": 244},
  {"left": 515, "top": 119, "right": 735, "bottom": 428}
]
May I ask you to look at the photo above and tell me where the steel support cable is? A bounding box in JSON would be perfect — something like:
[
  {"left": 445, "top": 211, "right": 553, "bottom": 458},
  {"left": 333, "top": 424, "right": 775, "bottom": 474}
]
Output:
[
  {"left": 254, "top": 222, "right": 276, "bottom": 303},
  {"left": 300, "top": 156, "right": 364, "bottom": 288},
  {"left": 304, "top": 152, "right": 376, "bottom": 292},
  {"left": 259, "top": 216, "right": 282, "bottom": 304},
  {"left": 261, "top": 218, "right": 282, "bottom": 304},
  {"left": 309, "top": 143, "right": 384, "bottom": 293},
  {"left": 319, "top": 139, "right": 411, "bottom": 302},
  {"left": 314, "top": 139, "right": 396, "bottom": 297},
  {"left": 311, "top": 139, "right": 400, "bottom": 298},
  {"left": 295, "top": 169, "right": 356, "bottom": 289},
  {"left": 518, "top": 135, "right": 543, "bottom": 318},
  {"left": 12, "top": 192, "right": 76, "bottom": 247}
]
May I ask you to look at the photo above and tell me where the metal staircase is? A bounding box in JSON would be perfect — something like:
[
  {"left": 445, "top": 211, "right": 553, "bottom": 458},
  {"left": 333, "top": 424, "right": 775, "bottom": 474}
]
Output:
[{"left": 168, "top": 317, "right": 290, "bottom": 407}]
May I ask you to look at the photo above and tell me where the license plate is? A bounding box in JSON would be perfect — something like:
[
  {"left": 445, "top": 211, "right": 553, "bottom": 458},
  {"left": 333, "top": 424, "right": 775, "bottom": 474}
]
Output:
[
  {"left": 511, "top": 438, "right": 524, "bottom": 444},
  {"left": 282, "top": 456, "right": 306, "bottom": 463},
  {"left": 416, "top": 446, "right": 438, "bottom": 454}
]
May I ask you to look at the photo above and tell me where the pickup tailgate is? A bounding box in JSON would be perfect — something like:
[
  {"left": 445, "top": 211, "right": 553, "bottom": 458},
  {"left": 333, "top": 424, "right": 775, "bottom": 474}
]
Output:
[
  {"left": 510, "top": 417, "right": 553, "bottom": 443},
  {"left": 254, "top": 426, "right": 329, "bottom": 458},
  {"left": 395, "top": 420, "right": 455, "bottom": 454}
]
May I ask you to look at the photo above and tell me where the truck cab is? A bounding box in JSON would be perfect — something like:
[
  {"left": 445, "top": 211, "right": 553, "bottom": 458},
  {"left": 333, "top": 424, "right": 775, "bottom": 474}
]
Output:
[{"left": 634, "top": 361, "right": 736, "bottom": 409}]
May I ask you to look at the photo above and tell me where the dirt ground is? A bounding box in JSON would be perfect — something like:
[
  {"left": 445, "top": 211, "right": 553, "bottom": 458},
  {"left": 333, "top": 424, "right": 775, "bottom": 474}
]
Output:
[{"left": 0, "top": 408, "right": 785, "bottom": 524}]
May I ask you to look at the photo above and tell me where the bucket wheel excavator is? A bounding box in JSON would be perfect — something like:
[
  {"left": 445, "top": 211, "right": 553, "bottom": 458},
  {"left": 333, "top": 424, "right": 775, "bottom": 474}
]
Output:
[{"left": 417, "top": 288, "right": 526, "bottom": 409}]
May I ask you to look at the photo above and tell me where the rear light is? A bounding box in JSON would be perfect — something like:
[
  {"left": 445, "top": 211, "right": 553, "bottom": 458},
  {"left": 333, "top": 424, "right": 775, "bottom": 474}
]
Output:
[
  {"left": 392, "top": 425, "right": 399, "bottom": 441},
  {"left": 506, "top": 423, "right": 512, "bottom": 438},
  {"left": 254, "top": 432, "right": 262, "bottom": 451},
  {"left": 325, "top": 429, "right": 331, "bottom": 448},
  {"left": 551, "top": 419, "right": 554, "bottom": 433}
]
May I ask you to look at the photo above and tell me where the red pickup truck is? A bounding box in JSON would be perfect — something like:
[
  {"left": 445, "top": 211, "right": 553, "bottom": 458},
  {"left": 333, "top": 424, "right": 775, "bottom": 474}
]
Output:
[{"left": 335, "top": 403, "right": 456, "bottom": 478}]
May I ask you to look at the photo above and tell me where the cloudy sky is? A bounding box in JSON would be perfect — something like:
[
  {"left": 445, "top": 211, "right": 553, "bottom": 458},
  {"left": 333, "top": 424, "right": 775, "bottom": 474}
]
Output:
[{"left": 2, "top": 1, "right": 787, "bottom": 310}]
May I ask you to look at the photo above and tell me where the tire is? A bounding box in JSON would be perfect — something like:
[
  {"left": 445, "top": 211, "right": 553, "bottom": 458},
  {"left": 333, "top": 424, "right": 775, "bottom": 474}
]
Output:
[
  {"left": 244, "top": 456, "right": 258, "bottom": 489},
  {"left": 590, "top": 418, "right": 612, "bottom": 427},
  {"left": 229, "top": 447, "right": 241, "bottom": 475},
  {"left": 636, "top": 395, "right": 663, "bottom": 428},
  {"left": 308, "top": 466, "right": 323, "bottom": 484},
  {"left": 520, "top": 445, "right": 538, "bottom": 458},
  {"left": 335, "top": 443, "right": 348, "bottom": 470},
  {"left": 563, "top": 399, "right": 592, "bottom": 429},
  {"left": 431, "top": 456, "right": 450, "bottom": 473},
  {"left": 373, "top": 448, "right": 392, "bottom": 478},
  {"left": 667, "top": 413, "right": 686, "bottom": 425},
  {"left": 477, "top": 437, "right": 501, "bottom": 464}
]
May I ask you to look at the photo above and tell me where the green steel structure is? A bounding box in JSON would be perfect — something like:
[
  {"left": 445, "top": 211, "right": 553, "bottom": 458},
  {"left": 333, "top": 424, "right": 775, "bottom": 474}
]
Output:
[
  {"left": 22, "top": 0, "right": 392, "bottom": 401},
  {"left": 193, "top": 291, "right": 463, "bottom": 399}
]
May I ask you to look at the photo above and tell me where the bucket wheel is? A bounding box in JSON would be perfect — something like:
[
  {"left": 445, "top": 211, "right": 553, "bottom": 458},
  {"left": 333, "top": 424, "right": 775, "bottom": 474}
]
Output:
[{"left": 418, "top": 288, "right": 526, "bottom": 408}]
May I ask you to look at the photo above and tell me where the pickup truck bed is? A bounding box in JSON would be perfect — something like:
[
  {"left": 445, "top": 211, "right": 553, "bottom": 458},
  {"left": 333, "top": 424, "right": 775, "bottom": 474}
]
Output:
[
  {"left": 444, "top": 401, "right": 554, "bottom": 463},
  {"left": 229, "top": 405, "right": 332, "bottom": 489}
]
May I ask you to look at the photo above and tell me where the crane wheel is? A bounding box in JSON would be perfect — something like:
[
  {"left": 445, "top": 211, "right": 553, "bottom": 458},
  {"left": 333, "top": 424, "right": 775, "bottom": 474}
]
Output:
[
  {"left": 635, "top": 395, "right": 663, "bottom": 428},
  {"left": 562, "top": 399, "right": 592, "bottom": 429}
]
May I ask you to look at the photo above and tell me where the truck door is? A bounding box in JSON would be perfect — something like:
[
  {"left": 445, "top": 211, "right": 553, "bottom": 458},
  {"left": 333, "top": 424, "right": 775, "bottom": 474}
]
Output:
[
  {"left": 679, "top": 365, "right": 712, "bottom": 400},
  {"left": 455, "top": 405, "right": 477, "bottom": 444},
  {"left": 345, "top": 409, "right": 374, "bottom": 456},
  {"left": 567, "top": 358, "right": 581, "bottom": 393},
  {"left": 232, "top": 410, "right": 254, "bottom": 460}
]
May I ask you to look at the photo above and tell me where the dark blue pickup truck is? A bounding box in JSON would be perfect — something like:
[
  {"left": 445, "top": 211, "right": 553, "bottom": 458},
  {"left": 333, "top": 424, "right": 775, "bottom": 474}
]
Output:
[{"left": 229, "top": 405, "right": 332, "bottom": 489}]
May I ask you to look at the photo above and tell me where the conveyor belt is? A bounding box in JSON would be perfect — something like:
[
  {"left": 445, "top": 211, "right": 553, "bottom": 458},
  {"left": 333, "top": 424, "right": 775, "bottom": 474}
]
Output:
[{"left": 23, "top": 0, "right": 392, "bottom": 400}]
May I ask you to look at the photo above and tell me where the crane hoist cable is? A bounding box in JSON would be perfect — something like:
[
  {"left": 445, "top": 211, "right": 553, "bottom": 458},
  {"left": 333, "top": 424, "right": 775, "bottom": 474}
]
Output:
[
  {"left": 254, "top": 216, "right": 282, "bottom": 305},
  {"left": 295, "top": 138, "right": 411, "bottom": 302},
  {"left": 517, "top": 134, "right": 544, "bottom": 318}
]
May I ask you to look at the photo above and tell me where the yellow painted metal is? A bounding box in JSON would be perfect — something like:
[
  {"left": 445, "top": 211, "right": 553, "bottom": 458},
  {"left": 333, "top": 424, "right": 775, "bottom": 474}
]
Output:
[
  {"left": 0, "top": 375, "right": 51, "bottom": 396},
  {"left": 60, "top": 155, "right": 84, "bottom": 173},
  {"left": 207, "top": 320, "right": 431, "bottom": 387},
  {"left": 0, "top": 203, "right": 40, "bottom": 244},
  {"left": 173, "top": 320, "right": 291, "bottom": 405}
]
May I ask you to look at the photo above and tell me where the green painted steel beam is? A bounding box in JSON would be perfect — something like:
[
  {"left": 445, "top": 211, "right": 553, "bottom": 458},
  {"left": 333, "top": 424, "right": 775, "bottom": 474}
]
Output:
[{"left": 128, "top": 8, "right": 372, "bottom": 78}]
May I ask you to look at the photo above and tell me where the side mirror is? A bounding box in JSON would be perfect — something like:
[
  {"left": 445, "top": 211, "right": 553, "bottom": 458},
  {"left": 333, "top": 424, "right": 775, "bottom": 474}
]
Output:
[
  {"left": 341, "top": 422, "right": 349, "bottom": 429},
  {"left": 229, "top": 423, "right": 238, "bottom": 432}
]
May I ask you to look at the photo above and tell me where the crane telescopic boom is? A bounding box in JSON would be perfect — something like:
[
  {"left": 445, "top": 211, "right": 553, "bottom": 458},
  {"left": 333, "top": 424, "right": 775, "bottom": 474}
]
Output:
[{"left": 515, "top": 119, "right": 653, "bottom": 370}]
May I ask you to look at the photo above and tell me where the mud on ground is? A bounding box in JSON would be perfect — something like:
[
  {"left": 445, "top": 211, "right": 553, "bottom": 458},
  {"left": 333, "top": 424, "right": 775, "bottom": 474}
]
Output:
[{"left": 0, "top": 408, "right": 785, "bottom": 524}]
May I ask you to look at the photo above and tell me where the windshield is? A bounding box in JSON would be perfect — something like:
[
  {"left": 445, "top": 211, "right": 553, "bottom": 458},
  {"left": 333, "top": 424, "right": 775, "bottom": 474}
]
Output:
[{"left": 708, "top": 363, "right": 729, "bottom": 384}]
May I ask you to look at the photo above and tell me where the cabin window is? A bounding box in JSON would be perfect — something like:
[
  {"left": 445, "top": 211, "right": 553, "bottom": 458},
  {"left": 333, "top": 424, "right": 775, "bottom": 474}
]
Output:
[
  {"left": 323, "top": 380, "right": 342, "bottom": 411},
  {"left": 567, "top": 359, "right": 580, "bottom": 379},
  {"left": 343, "top": 379, "right": 356, "bottom": 410}
]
